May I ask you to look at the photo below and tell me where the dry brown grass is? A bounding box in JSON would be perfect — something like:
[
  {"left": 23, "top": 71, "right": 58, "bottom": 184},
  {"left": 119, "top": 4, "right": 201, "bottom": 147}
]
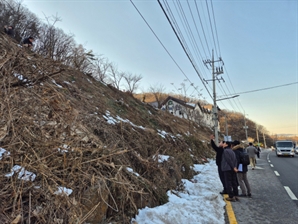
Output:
[{"left": 0, "top": 33, "right": 215, "bottom": 224}]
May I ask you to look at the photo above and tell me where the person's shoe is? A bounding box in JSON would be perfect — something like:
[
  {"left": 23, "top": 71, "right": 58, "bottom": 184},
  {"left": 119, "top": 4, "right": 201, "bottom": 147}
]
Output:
[
  {"left": 252, "top": 168, "right": 254, "bottom": 170},
  {"left": 247, "top": 193, "right": 252, "bottom": 197},
  {"left": 235, "top": 196, "right": 240, "bottom": 201},
  {"left": 225, "top": 197, "right": 236, "bottom": 202},
  {"left": 238, "top": 194, "right": 247, "bottom": 197}
]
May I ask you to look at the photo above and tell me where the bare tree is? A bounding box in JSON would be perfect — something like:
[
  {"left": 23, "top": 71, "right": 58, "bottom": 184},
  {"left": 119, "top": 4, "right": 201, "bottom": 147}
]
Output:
[
  {"left": 93, "top": 57, "right": 111, "bottom": 83},
  {"left": 123, "top": 72, "right": 142, "bottom": 93},
  {"left": 108, "top": 63, "right": 124, "bottom": 89},
  {"left": 0, "top": 0, "right": 40, "bottom": 42},
  {"left": 149, "top": 83, "right": 166, "bottom": 108},
  {"left": 70, "top": 44, "right": 95, "bottom": 75},
  {"left": 35, "top": 15, "right": 76, "bottom": 62}
]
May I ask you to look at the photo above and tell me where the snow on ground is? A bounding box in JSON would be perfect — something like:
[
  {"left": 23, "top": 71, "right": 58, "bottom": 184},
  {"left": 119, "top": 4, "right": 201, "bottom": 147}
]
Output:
[{"left": 131, "top": 160, "right": 226, "bottom": 224}]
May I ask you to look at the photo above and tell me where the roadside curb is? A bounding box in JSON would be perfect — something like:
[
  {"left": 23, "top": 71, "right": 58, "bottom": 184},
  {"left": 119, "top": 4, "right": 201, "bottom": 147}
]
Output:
[{"left": 224, "top": 194, "right": 238, "bottom": 224}]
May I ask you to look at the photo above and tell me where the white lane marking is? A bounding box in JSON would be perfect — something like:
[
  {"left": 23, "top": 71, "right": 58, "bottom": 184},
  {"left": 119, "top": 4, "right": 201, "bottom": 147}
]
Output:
[
  {"left": 274, "top": 171, "right": 280, "bottom": 176},
  {"left": 284, "top": 186, "right": 298, "bottom": 200},
  {"left": 254, "top": 166, "right": 264, "bottom": 169},
  {"left": 268, "top": 160, "right": 271, "bottom": 163},
  {"left": 270, "top": 164, "right": 274, "bottom": 167}
]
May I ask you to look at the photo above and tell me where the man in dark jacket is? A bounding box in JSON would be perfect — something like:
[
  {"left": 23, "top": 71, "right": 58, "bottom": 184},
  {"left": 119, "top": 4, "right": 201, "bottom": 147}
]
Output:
[
  {"left": 22, "top": 36, "right": 34, "bottom": 48},
  {"left": 256, "top": 145, "right": 261, "bottom": 158},
  {"left": 221, "top": 141, "right": 239, "bottom": 201},
  {"left": 232, "top": 140, "right": 252, "bottom": 197},
  {"left": 4, "top": 25, "right": 15, "bottom": 37},
  {"left": 210, "top": 135, "right": 227, "bottom": 194}
]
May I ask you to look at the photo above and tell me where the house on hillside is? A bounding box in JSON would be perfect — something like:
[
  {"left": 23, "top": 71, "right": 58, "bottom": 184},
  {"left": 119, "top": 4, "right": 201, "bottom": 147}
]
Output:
[
  {"left": 160, "top": 96, "right": 220, "bottom": 130},
  {"left": 148, "top": 101, "right": 159, "bottom": 108}
]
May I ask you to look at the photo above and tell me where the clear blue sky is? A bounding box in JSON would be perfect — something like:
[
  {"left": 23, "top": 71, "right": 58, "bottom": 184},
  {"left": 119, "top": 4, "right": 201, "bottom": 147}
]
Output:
[{"left": 23, "top": 0, "right": 297, "bottom": 136}]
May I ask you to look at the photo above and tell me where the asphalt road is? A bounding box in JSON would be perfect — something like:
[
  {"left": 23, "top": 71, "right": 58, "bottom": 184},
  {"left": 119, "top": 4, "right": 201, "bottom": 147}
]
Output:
[
  {"left": 267, "top": 150, "right": 298, "bottom": 205},
  {"left": 228, "top": 148, "right": 298, "bottom": 224}
]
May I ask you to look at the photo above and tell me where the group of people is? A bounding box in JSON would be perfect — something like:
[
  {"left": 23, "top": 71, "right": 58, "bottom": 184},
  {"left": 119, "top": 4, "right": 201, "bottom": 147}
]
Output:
[
  {"left": 211, "top": 135, "right": 260, "bottom": 202},
  {"left": 4, "top": 25, "right": 34, "bottom": 48}
]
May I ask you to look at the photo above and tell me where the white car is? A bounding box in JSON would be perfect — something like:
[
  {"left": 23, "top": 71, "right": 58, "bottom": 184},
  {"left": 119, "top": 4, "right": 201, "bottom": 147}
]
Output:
[{"left": 295, "top": 147, "right": 298, "bottom": 154}]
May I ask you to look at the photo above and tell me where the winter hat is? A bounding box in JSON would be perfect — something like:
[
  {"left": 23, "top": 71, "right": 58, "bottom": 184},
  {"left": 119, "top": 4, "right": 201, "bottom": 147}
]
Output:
[{"left": 233, "top": 140, "right": 240, "bottom": 146}]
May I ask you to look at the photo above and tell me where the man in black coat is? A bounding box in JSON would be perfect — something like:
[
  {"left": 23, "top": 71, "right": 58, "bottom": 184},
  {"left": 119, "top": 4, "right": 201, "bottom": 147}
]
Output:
[
  {"left": 4, "top": 25, "right": 15, "bottom": 37},
  {"left": 210, "top": 135, "right": 227, "bottom": 194},
  {"left": 221, "top": 141, "right": 239, "bottom": 201},
  {"left": 22, "top": 36, "right": 34, "bottom": 48}
]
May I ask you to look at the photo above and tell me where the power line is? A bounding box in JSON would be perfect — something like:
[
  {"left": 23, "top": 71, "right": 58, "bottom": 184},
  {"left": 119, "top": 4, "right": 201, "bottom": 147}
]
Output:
[
  {"left": 157, "top": 0, "right": 213, "bottom": 99},
  {"left": 219, "top": 81, "right": 298, "bottom": 96},
  {"left": 171, "top": 0, "right": 211, "bottom": 85},
  {"left": 129, "top": 0, "right": 201, "bottom": 97},
  {"left": 205, "top": 0, "right": 218, "bottom": 58},
  {"left": 186, "top": 0, "right": 208, "bottom": 58},
  {"left": 210, "top": 0, "right": 221, "bottom": 57},
  {"left": 194, "top": 0, "right": 211, "bottom": 57}
]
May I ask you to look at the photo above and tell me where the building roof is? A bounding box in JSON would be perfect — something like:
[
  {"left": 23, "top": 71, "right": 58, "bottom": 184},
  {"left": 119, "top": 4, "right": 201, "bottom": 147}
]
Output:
[
  {"left": 161, "top": 96, "right": 212, "bottom": 114},
  {"left": 161, "top": 96, "right": 195, "bottom": 109}
]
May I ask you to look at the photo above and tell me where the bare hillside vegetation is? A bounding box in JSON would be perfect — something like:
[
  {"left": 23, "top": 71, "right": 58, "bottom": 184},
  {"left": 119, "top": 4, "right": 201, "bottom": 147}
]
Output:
[{"left": 0, "top": 34, "right": 215, "bottom": 224}]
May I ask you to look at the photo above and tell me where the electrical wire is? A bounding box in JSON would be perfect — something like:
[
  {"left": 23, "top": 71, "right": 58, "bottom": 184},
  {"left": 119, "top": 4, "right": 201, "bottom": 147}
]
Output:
[
  {"left": 131, "top": 0, "right": 248, "bottom": 116},
  {"left": 194, "top": 0, "right": 211, "bottom": 57},
  {"left": 157, "top": 0, "right": 213, "bottom": 99},
  {"left": 186, "top": 0, "right": 208, "bottom": 58},
  {"left": 210, "top": 0, "right": 221, "bottom": 57},
  {"left": 205, "top": 0, "right": 218, "bottom": 58},
  {"left": 129, "top": 0, "right": 200, "bottom": 96},
  {"left": 219, "top": 81, "right": 298, "bottom": 96}
]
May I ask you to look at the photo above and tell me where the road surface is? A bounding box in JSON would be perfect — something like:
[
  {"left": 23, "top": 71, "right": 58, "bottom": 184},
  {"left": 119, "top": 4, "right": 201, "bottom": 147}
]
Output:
[{"left": 227, "top": 148, "right": 298, "bottom": 224}]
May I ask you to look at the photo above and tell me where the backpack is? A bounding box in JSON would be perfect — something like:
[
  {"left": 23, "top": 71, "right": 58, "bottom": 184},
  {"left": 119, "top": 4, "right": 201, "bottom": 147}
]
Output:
[{"left": 239, "top": 151, "right": 250, "bottom": 166}]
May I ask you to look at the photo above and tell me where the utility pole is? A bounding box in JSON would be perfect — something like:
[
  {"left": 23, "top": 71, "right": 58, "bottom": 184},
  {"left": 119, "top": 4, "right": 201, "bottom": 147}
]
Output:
[
  {"left": 263, "top": 132, "right": 267, "bottom": 148},
  {"left": 225, "top": 114, "right": 228, "bottom": 137},
  {"left": 203, "top": 50, "right": 224, "bottom": 145},
  {"left": 243, "top": 114, "right": 248, "bottom": 141},
  {"left": 256, "top": 124, "right": 259, "bottom": 146}
]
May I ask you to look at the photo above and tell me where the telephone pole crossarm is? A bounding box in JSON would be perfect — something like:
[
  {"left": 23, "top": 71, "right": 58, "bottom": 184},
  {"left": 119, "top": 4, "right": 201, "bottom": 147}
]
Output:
[{"left": 203, "top": 50, "right": 224, "bottom": 145}]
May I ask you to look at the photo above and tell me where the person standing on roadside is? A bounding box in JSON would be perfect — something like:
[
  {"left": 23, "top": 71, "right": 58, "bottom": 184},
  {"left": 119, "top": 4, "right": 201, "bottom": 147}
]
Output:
[
  {"left": 232, "top": 140, "right": 252, "bottom": 197},
  {"left": 256, "top": 145, "right": 261, "bottom": 159},
  {"left": 210, "top": 135, "right": 227, "bottom": 194},
  {"left": 221, "top": 141, "right": 239, "bottom": 202},
  {"left": 246, "top": 142, "right": 257, "bottom": 170}
]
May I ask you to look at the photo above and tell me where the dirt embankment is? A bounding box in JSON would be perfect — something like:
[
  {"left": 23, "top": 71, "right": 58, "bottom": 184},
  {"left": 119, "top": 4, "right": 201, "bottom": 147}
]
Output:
[{"left": 0, "top": 34, "right": 215, "bottom": 224}]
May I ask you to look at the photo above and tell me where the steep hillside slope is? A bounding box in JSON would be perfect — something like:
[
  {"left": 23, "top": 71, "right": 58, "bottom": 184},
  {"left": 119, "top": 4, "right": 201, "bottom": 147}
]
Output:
[{"left": 0, "top": 34, "right": 214, "bottom": 224}]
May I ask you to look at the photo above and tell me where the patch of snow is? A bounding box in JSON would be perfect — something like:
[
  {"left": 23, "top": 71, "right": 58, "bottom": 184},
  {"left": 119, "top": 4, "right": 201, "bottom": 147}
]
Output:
[
  {"left": 54, "top": 186, "right": 73, "bottom": 196},
  {"left": 153, "top": 155, "right": 170, "bottom": 163},
  {"left": 126, "top": 167, "right": 140, "bottom": 177},
  {"left": 5, "top": 165, "right": 36, "bottom": 181},
  {"left": 14, "top": 73, "right": 28, "bottom": 82},
  {"left": 131, "top": 160, "right": 225, "bottom": 224},
  {"left": 52, "top": 79, "right": 63, "bottom": 88},
  {"left": 0, "top": 147, "right": 10, "bottom": 160}
]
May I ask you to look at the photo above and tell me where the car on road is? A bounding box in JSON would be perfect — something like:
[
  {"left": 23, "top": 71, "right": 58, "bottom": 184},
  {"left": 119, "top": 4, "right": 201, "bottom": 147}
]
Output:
[
  {"left": 295, "top": 147, "right": 298, "bottom": 154},
  {"left": 274, "top": 140, "right": 295, "bottom": 157}
]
